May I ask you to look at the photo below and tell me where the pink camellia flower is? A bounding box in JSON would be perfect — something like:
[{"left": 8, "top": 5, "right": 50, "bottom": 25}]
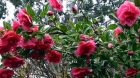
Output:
[
  {"left": 45, "top": 50, "right": 62, "bottom": 64},
  {"left": 48, "top": 0, "right": 63, "bottom": 11},
  {"left": 47, "top": 11, "right": 54, "bottom": 16},
  {"left": 80, "top": 34, "right": 93, "bottom": 41},
  {"left": 125, "top": 68, "right": 138, "bottom": 77},
  {"left": 108, "top": 43, "right": 113, "bottom": 48},
  {"left": 17, "top": 9, "right": 32, "bottom": 31},
  {"left": 114, "top": 27, "right": 123, "bottom": 37},
  {"left": 2, "top": 56, "right": 25, "bottom": 68},
  {"left": 12, "top": 20, "right": 20, "bottom": 31},
  {"left": 116, "top": 1, "right": 140, "bottom": 27},
  {"left": 75, "top": 40, "right": 96, "bottom": 57},
  {"left": 0, "top": 69, "right": 14, "bottom": 78},
  {"left": 71, "top": 67, "right": 92, "bottom": 78}
]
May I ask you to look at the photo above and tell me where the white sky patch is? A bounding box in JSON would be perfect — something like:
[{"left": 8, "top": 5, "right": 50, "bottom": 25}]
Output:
[{"left": 0, "top": 1, "right": 15, "bottom": 27}]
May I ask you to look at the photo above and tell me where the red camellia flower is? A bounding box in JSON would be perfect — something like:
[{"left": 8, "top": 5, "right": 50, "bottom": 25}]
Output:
[
  {"left": 19, "top": 37, "right": 36, "bottom": 49},
  {"left": 2, "top": 56, "right": 25, "bottom": 68},
  {"left": 43, "top": 34, "right": 54, "bottom": 48},
  {"left": 114, "top": 27, "right": 123, "bottom": 37},
  {"left": 117, "top": 1, "right": 140, "bottom": 27},
  {"left": 47, "top": 11, "right": 54, "bottom": 16},
  {"left": 35, "top": 34, "right": 54, "bottom": 50},
  {"left": 0, "top": 69, "right": 14, "bottom": 78},
  {"left": 125, "top": 68, "right": 138, "bottom": 77},
  {"left": 48, "top": 0, "right": 63, "bottom": 11},
  {"left": 71, "top": 67, "right": 92, "bottom": 78},
  {"left": 1, "top": 30, "right": 21, "bottom": 46},
  {"left": 80, "top": 34, "right": 93, "bottom": 41},
  {"left": 45, "top": 50, "right": 62, "bottom": 64},
  {"left": 1, "top": 31, "right": 21, "bottom": 51},
  {"left": 12, "top": 20, "right": 20, "bottom": 31},
  {"left": 17, "top": 9, "right": 32, "bottom": 31},
  {"left": 75, "top": 40, "right": 96, "bottom": 57},
  {"left": 0, "top": 39, "right": 11, "bottom": 54}
]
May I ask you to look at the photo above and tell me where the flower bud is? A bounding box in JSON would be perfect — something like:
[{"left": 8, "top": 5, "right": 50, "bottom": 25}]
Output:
[
  {"left": 47, "top": 11, "right": 54, "bottom": 16},
  {"left": 128, "top": 50, "right": 134, "bottom": 55},
  {"left": 108, "top": 43, "right": 113, "bottom": 48},
  {"left": 138, "top": 28, "right": 140, "bottom": 32},
  {"left": 72, "top": 4, "right": 78, "bottom": 13}
]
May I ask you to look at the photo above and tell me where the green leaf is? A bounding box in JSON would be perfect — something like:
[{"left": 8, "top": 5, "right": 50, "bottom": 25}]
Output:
[
  {"left": 107, "top": 24, "right": 117, "bottom": 30},
  {"left": 119, "top": 33, "right": 126, "bottom": 40},
  {"left": 40, "top": 4, "right": 49, "bottom": 17},
  {"left": 16, "top": 27, "right": 22, "bottom": 34},
  {"left": 114, "top": 73, "right": 120, "bottom": 78},
  {"left": 56, "top": 22, "right": 68, "bottom": 33},
  {"left": 3, "top": 21, "right": 12, "bottom": 30},
  {"left": 132, "top": 41, "right": 137, "bottom": 51},
  {"left": 133, "top": 23, "right": 140, "bottom": 33},
  {"left": 134, "top": 0, "right": 140, "bottom": 7},
  {"left": 26, "top": 4, "right": 36, "bottom": 17},
  {"left": 136, "top": 73, "right": 140, "bottom": 78},
  {"left": 100, "top": 32, "right": 110, "bottom": 42},
  {"left": 70, "top": 63, "right": 81, "bottom": 67},
  {"left": 22, "top": 32, "right": 30, "bottom": 39}
]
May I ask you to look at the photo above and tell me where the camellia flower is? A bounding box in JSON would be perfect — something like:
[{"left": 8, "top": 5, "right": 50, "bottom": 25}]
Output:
[
  {"left": 48, "top": 0, "right": 63, "bottom": 11},
  {"left": 80, "top": 34, "right": 93, "bottom": 41},
  {"left": 12, "top": 20, "right": 20, "bottom": 31},
  {"left": 125, "top": 68, "right": 138, "bottom": 77},
  {"left": 114, "top": 27, "right": 123, "bottom": 37},
  {"left": 19, "top": 37, "right": 37, "bottom": 49},
  {"left": 43, "top": 34, "right": 54, "bottom": 46},
  {"left": 116, "top": 1, "right": 140, "bottom": 27},
  {"left": 2, "top": 56, "right": 25, "bottom": 68},
  {"left": 36, "top": 34, "right": 54, "bottom": 50},
  {"left": 0, "top": 39, "right": 11, "bottom": 54},
  {"left": 17, "top": 9, "right": 32, "bottom": 31},
  {"left": 71, "top": 67, "right": 92, "bottom": 78},
  {"left": 0, "top": 69, "right": 14, "bottom": 78},
  {"left": 0, "top": 31, "right": 21, "bottom": 54},
  {"left": 1, "top": 31, "right": 21, "bottom": 46},
  {"left": 45, "top": 50, "right": 62, "bottom": 64},
  {"left": 75, "top": 40, "right": 96, "bottom": 57}
]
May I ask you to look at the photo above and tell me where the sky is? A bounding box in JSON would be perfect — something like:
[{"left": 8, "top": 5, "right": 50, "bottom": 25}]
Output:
[{"left": 0, "top": 1, "right": 15, "bottom": 26}]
